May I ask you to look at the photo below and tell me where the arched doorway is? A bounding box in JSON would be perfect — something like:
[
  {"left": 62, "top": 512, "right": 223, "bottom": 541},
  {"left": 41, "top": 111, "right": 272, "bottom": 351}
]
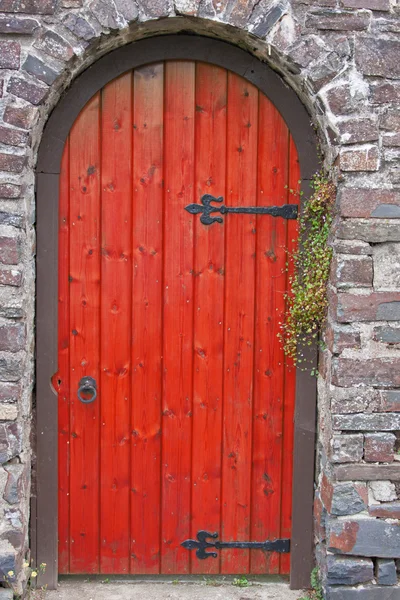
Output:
[{"left": 35, "top": 35, "right": 318, "bottom": 590}]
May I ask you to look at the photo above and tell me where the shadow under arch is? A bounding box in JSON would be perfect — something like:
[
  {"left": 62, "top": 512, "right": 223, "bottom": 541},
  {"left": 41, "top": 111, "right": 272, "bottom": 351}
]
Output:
[{"left": 35, "top": 33, "right": 318, "bottom": 591}]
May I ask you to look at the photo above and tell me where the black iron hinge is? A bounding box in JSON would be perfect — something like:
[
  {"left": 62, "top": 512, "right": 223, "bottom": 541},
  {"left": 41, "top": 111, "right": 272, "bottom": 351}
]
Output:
[{"left": 181, "top": 530, "right": 290, "bottom": 560}]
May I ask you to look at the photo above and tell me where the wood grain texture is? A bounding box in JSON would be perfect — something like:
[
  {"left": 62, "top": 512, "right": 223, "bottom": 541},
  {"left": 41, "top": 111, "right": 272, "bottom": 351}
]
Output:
[
  {"left": 131, "top": 63, "right": 164, "bottom": 575},
  {"left": 58, "top": 61, "right": 297, "bottom": 576},
  {"left": 68, "top": 93, "right": 101, "bottom": 573},
  {"left": 100, "top": 72, "right": 132, "bottom": 574}
]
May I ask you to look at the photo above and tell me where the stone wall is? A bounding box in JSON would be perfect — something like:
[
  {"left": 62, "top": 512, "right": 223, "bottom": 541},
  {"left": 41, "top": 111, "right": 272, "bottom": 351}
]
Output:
[{"left": 0, "top": 0, "right": 397, "bottom": 597}]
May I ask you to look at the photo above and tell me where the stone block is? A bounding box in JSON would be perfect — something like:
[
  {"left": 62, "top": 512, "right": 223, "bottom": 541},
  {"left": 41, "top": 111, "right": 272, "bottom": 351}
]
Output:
[
  {"left": 0, "top": 423, "right": 22, "bottom": 464},
  {"left": 306, "top": 9, "right": 370, "bottom": 30},
  {"left": 331, "top": 482, "right": 367, "bottom": 516},
  {"left": 381, "top": 108, "right": 400, "bottom": 132},
  {"left": 331, "top": 434, "right": 364, "bottom": 463},
  {"left": 7, "top": 76, "right": 48, "bottom": 106},
  {"left": 364, "top": 433, "right": 395, "bottom": 462},
  {"left": 326, "top": 324, "right": 361, "bottom": 354},
  {"left": 338, "top": 189, "right": 400, "bottom": 219},
  {"left": 0, "top": 0, "right": 55, "bottom": 12},
  {"left": 356, "top": 37, "right": 400, "bottom": 78},
  {"left": 0, "top": 153, "right": 26, "bottom": 174},
  {"left": 0, "top": 16, "right": 39, "bottom": 34},
  {"left": 0, "top": 356, "right": 24, "bottom": 382},
  {"left": 0, "top": 237, "right": 20, "bottom": 265},
  {"left": 251, "top": 3, "right": 287, "bottom": 38},
  {"left": 3, "top": 104, "right": 38, "bottom": 130},
  {"left": 0, "top": 589, "right": 13, "bottom": 599},
  {"left": 340, "top": 146, "right": 379, "bottom": 172},
  {"left": 0, "top": 270, "right": 22, "bottom": 287},
  {"left": 371, "top": 82, "right": 400, "bottom": 104},
  {"left": 63, "top": 13, "right": 96, "bottom": 41},
  {"left": 336, "top": 464, "right": 400, "bottom": 481},
  {"left": 332, "top": 240, "right": 371, "bottom": 256},
  {"left": 333, "top": 413, "right": 400, "bottom": 431},
  {"left": 327, "top": 555, "right": 374, "bottom": 585},
  {"left": 342, "top": 0, "right": 390, "bottom": 8},
  {"left": 327, "top": 586, "right": 400, "bottom": 599},
  {"left": 0, "top": 212, "right": 23, "bottom": 228},
  {"left": 22, "top": 55, "right": 58, "bottom": 86},
  {"left": 0, "top": 184, "right": 20, "bottom": 199},
  {"left": 379, "top": 391, "right": 400, "bottom": 412},
  {"left": 4, "top": 463, "right": 25, "bottom": 505},
  {"left": 0, "top": 126, "right": 28, "bottom": 148},
  {"left": 332, "top": 255, "right": 373, "bottom": 288},
  {"left": 383, "top": 133, "right": 400, "bottom": 148},
  {"left": 89, "top": 0, "right": 123, "bottom": 28},
  {"left": 338, "top": 219, "right": 400, "bottom": 243},
  {"left": 337, "top": 292, "right": 400, "bottom": 323},
  {"left": 337, "top": 119, "right": 378, "bottom": 145},
  {"left": 374, "top": 243, "right": 400, "bottom": 290},
  {"left": 114, "top": 0, "right": 139, "bottom": 20},
  {"left": 0, "top": 324, "right": 25, "bottom": 352},
  {"left": 376, "top": 559, "right": 397, "bottom": 586},
  {"left": 369, "top": 502, "right": 400, "bottom": 519},
  {"left": 332, "top": 358, "right": 400, "bottom": 388},
  {"left": 370, "top": 480, "right": 397, "bottom": 501},
  {"left": 374, "top": 327, "right": 400, "bottom": 345},
  {"left": 34, "top": 30, "right": 74, "bottom": 62},
  {"left": 328, "top": 517, "right": 400, "bottom": 558},
  {"left": 324, "top": 82, "right": 367, "bottom": 116},
  {"left": 0, "top": 383, "right": 19, "bottom": 403},
  {"left": 331, "top": 386, "right": 377, "bottom": 414},
  {"left": 0, "top": 42, "right": 20, "bottom": 70},
  {"left": 0, "top": 404, "right": 17, "bottom": 420}
]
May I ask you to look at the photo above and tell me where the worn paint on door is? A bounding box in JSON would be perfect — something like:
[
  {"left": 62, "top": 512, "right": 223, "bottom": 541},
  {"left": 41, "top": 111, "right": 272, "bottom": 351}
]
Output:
[{"left": 56, "top": 60, "right": 300, "bottom": 576}]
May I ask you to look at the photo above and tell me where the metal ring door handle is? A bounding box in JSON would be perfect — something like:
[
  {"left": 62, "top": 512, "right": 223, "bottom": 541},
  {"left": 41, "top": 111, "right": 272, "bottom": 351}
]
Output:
[{"left": 77, "top": 376, "right": 97, "bottom": 404}]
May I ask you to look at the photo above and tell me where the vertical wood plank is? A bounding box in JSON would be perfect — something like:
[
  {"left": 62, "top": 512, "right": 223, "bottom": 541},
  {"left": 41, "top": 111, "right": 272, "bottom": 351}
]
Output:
[
  {"left": 100, "top": 73, "right": 132, "bottom": 574},
  {"left": 57, "top": 138, "right": 70, "bottom": 574},
  {"left": 250, "top": 96, "right": 289, "bottom": 574},
  {"left": 191, "top": 63, "right": 227, "bottom": 575},
  {"left": 161, "top": 61, "right": 195, "bottom": 574},
  {"left": 280, "top": 136, "right": 299, "bottom": 575},
  {"left": 221, "top": 73, "right": 258, "bottom": 575},
  {"left": 131, "top": 63, "right": 164, "bottom": 575},
  {"left": 69, "top": 93, "right": 101, "bottom": 573}
]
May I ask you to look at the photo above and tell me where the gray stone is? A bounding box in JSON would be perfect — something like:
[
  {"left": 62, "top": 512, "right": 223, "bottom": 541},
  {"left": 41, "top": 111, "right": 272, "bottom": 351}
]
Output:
[
  {"left": 0, "top": 357, "right": 24, "bottom": 382},
  {"left": 34, "top": 29, "right": 73, "bottom": 61},
  {"left": 373, "top": 204, "right": 400, "bottom": 218},
  {"left": 63, "top": 14, "right": 96, "bottom": 41},
  {"left": 331, "top": 483, "right": 366, "bottom": 516},
  {"left": 327, "top": 586, "right": 400, "bottom": 599},
  {"left": 370, "top": 480, "right": 397, "bottom": 501},
  {"left": 89, "top": 0, "right": 123, "bottom": 28},
  {"left": 306, "top": 9, "right": 371, "bottom": 31},
  {"left": 364, "top": 432, "right": 395, "bottom": 462},
  {"left": 0, "top": 212, "right": 23, "bottom": 228},
  {"left": 251, "top": 3, "right": 286, "bottom": 38},
  {"left": 376, "top": 559, "right": 397, "bottom": 586},
  {"left": 374, "top": 326, "right": 400, "bottom": 344},
  {"left": 114, "top": 0, "right": 138, "bottom": 21},
  {"left": 4, "top": 463, "right": 25, "bottom": 505},
  {"left": 0, "top": 16, "right": 39, "bottom": 34},
  {"left": 337, "top": 219, "right": 400, "bottom": 243},
  {"left": 0, "top": 589, "right": 13, "bottom": 599},
  {"left": 22, "top": 54, "right": 58, "bottom": 85},
  {"left": 328, "top": 517, "right": 400, "bottom": 558},
  {"left": 331, "top": 434, "right": 364, "bottom": 463},
  {"left": 327, "top": 555, "right": 373, "bottom": 585},
  {"left": 380, "top": 390, "right": 400, "bottom": 411},
  {"left": 333, "top": 413, "right": 400, "bottom": 431},
  {"left": 0, "top": 423, "right": 22, "bottom": 464},
  {"left": 374, "top": 243, "right": 400, "bottom": 290}
]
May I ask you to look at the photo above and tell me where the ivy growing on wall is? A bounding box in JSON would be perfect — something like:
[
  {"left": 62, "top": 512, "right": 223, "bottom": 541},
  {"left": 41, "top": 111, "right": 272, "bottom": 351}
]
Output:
[{"left": 279, "top": 172, "right": 336, "bottom": 369}]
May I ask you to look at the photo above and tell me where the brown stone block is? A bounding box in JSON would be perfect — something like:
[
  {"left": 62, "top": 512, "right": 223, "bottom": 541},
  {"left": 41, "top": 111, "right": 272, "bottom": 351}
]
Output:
[
  {"left": 341, "top": 0, "right": 390, "bottom": 8},
  {"left": 332, "top": 255, "right": 373, "bottom": 288},
  {"left": 306, "top": 9, "right": 370, "bottom": 30},
  {"left": 7, "top": 76, "right": 48, "bottom": 106},
  {"left": 339, "top": 188, "right": 400, "bottom": 219},
  {"left": 337, "top": 219, "right": 400, "bottom": 243},
  {"left": 0, "top": 41, "right": 20, "bottom": 69},
  {"left": 0, "top": 153, "right": 25, "bottom": 174},
  {"left": 369, "top": 502, "right": 400, "bottom": 519},
  {"left": 340, "top": 146, "right": 379, "bottom": 172},
  {"left": 371, "top": 82, "right": 400, "bottom": 104},
  {"left": 336, "top": 463, "right": 400, "bottom": 481},
  {"left": 0, "top": 236, "right": 20, "bottom": 265},
  {"left": 0, "top": 324, "right": 25, "bottom": 352},
  {"left": 337, "top": 291, "right": 400, "bottom": 322},
  {"left": 332, "top": 357, "right": 400, "bottom": 388},
  {"left": 0, "top": 126, "right": 28, "bottom": 148},
  {"left": 356, "top": 37, "right": 400, "bottom": 78},
  {"left": 328, "top": 518, "right": 400, "bottom": 558},
  {"left": 0, "top": 0, "right": 55, "bottom": 13},
  {"left": 364, "top": 432, "right": 396, "bottom": 462},
  {"left": 337, "top": 119, "right": 378, "bottom": 145}
]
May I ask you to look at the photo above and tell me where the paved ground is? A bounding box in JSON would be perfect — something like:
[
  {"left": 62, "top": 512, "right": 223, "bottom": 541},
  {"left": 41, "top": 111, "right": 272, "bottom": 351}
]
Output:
[{"left": 41, "top": 578, "right": 305, "bottom": 600}]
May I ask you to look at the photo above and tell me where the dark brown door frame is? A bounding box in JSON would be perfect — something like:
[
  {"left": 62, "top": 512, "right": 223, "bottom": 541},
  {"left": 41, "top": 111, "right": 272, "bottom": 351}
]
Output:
[{"left": 35, "top": 34, "right": 319, "bottom": 590}]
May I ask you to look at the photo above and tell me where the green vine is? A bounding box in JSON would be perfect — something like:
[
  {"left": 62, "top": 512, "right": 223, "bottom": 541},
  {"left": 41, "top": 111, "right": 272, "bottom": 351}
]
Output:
[{"left": 279, "top": 172, "right": 335, "bottom": 370}]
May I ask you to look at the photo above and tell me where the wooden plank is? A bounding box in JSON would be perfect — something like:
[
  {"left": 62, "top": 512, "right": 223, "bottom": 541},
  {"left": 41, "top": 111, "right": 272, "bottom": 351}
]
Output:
[
  {"left": 57, "top": 138, "right": 70, "bottom": 574},
  {"left": 161, "top": 61, "right": 195, "bottom": 574},
  {"left": 221, "top": 72, "right": 258, "bottom": 575},
  {"left": 68, "top": 93, "right": 101, "bottom": 573},
  {"left": 130, "top": 63, "right": 164, "bottom": 575},
  {"left": 250, "top": 97, "right": 289, "bottom": 575},
  {"left": 191, "top": 63, "right": 227, "bottom": 575},
  {"left": 99, "top": 72, "right": 132, "bottom": 574},
  {"left": 280, "top": 136, "right": 299, "bottom": 575}
]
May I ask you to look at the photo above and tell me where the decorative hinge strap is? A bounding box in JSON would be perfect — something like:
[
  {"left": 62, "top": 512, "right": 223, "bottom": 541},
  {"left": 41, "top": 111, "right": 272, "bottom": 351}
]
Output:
[{"left": 181, "top": 530, "right": 290, "bottom": 560}]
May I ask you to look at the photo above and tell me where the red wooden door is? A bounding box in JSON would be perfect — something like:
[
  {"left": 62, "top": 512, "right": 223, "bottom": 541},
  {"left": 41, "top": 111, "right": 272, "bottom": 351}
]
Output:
[{"left": 56, "top": 60, "right": 299, "bottom": 576}]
